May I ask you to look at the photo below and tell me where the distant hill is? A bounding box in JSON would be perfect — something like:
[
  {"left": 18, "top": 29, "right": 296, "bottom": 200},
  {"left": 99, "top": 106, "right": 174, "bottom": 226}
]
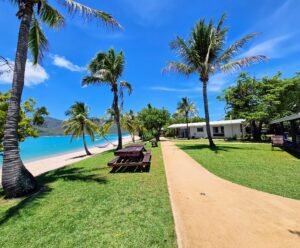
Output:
[{"left": 36, "top": 117, "right": 121, "bottom": 136}]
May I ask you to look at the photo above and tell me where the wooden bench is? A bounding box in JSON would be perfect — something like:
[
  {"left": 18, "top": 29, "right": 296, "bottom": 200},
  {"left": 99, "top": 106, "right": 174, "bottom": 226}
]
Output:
[{"left": 271, "top": 135, "right": 284, "bottom": 150}]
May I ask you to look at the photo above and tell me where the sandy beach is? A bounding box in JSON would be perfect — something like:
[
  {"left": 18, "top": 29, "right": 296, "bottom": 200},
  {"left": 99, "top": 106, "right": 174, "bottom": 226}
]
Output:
[{"left": 0, "top": 136, "right": 134, "bottom": 184}]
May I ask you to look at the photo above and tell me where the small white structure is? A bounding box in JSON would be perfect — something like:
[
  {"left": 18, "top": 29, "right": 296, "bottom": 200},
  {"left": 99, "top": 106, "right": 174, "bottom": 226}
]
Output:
[{"left": 168, "top": 119, "right": 246, "bottom": 139}]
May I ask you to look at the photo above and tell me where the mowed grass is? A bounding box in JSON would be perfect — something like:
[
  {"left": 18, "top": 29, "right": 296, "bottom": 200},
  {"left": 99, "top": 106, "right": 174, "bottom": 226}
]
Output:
[
  {"left": 0, "top": 144, "right": 176, "bottom": 248},
  {"left": 176, "top": 140, "right": 300, "bottom": 200}
]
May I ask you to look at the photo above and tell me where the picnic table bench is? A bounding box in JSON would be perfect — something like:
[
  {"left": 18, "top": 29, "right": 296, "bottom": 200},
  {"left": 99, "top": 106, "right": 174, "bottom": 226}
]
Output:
[
  {"left": 108, "top": 144, "right": 151, "bottom": 172},
  {"left": 271, "top": 135, "right": 285, "bottom": 149}
]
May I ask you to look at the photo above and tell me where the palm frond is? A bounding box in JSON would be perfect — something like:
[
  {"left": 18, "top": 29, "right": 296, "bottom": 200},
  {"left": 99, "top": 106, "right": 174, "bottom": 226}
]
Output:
[
  {"left": 162, "top": 61, "right": 194, "bottom": 75},
  {"left": 120, "top": 81, "right": 132, "bottom": 95},
  {"left": 216, "top": 13, "right": 227, "bottom": 33},
  {"left": 217, "top": 33, "right": 259, "bottom": 63},
  {"left": 28, "top": 15, "right": 48, "bottom": 64},
  {"left": 81, "top": 75, "right": 110, "bottom": 86},
  {"left": 62, "top": 0, "right": 121, "bottom": 28},
  {"left": 220, "top": 55, "right": 267, "bottom": 73},
  {"left": 38, "top": 1, "right": 65, "bottom": 28}
]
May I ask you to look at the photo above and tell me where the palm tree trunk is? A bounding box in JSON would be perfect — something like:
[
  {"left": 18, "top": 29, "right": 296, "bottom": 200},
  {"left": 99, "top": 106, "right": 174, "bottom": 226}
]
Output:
[
  {"left": 202, "top": 79, "right": 215, "bottom": 147},
  {"left": 82, "top": 131, "right": 91, "bottom": 156},
  {"left": 186, "top": 113, "right": 190, "bottom": 140},
  {"left": 2, "top": 4, "right": 38, "bottom": 198},
  {"left": 113, "top": 89, "right": 122, "bottom": 150}
]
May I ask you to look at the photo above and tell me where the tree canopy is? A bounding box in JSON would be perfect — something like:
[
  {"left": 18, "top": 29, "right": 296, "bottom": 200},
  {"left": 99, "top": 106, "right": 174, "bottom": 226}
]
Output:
[{"left": 0, "top": 90, "right": 48, "bottom": 150}]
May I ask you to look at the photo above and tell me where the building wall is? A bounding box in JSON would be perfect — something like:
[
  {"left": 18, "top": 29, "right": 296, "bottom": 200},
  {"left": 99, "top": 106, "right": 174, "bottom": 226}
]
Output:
[{"left": 179, "top": 124, "right": 244, "bottom": 139}]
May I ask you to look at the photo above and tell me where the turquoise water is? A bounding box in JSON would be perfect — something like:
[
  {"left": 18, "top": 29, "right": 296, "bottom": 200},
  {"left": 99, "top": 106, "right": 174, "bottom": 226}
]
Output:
[{"left": 0, "top": 134, "right": 127, "bottom": 165}]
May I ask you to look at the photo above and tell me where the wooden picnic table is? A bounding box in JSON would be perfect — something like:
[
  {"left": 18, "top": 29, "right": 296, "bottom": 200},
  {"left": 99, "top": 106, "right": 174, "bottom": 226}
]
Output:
[
  {"left": 114, "top": 144, "right": 146, "bottom": 158},
  {"left": 108, "top": 144, "right": 151, "bottom": 172}
]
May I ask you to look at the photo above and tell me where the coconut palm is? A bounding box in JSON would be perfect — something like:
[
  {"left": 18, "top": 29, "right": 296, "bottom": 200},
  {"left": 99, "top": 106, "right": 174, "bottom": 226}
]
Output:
[
  {"left": 2, "top": 0, "right": 119, "bottom": 198},
  {"left": 121, "top": 110, "right": 137, "bottom": 143},
  {"left": 82, "top": 49, "right": 132, "bottom": 150},
  {"left": 177, "top": 97, "right": 197, "bottom": 140},
  {"left": 63, "top": 102, "right": 98, "bottom": 156},
  {"left": 164, "top": 14, "right": 266, "bottom": 147}
]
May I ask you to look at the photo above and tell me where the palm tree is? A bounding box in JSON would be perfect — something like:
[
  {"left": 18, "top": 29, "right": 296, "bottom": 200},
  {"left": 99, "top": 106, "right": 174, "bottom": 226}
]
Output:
[
  {"left": 177, "top": 97, "right": 197, "bottom": 140},
  {"left": 2, "top": 0, "right": 120, "bottom": 198},
  {"left": 82, "top": 49, "right": 132, "bottom": 150},
  {"left": 63, "top": 102, "right": 98, "bottom": 156},
  {"left": 164, "top": 14, "right": 266, "bottom": 147},
  {"left": 121, "top": 110, "right": 137, "bottom": 143}
]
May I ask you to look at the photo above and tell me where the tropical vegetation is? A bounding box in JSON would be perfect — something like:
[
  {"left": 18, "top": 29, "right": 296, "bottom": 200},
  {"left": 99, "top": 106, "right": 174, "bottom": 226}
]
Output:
[
  {"left": 176, "top": 97, "right": 197, "bottom": 139},
  {"left": 219, "top": 72, "right": 300, "bottom": 140},
  {"left": 164, "top": 14, "right": 266, "bottom": 147},
  {"left": 2, "top": 0, "right": 120, "bottom": 198},
  {"left": 82, "top": 49, "right": 132, "bottom": 150},
  {"left": 63, "top": 102, "right": 98, "bottom": 156},
  {"left": 121, "top": 110, "right": 138, "bottom": 143},
  {"left": 0, "top": 90, "right": 48, "bottom": 151}
]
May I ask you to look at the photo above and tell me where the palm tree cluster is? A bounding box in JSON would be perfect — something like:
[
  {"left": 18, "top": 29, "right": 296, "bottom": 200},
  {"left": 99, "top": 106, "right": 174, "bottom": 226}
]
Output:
[
  {"left": 2, "top": 0, "right": 120, "bottom": 198},
  {"left": 82, "top": 49, "right": 132, "bottom": 150},
  {"left": 63, "top": 102, "right": 98, "bottom": 156},
  {"left": 165, "top": 14, "right": 266, "bottom": 147}
]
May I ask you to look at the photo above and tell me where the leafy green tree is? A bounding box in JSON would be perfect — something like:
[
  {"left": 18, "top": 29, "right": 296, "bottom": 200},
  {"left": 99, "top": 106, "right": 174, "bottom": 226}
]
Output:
[
  {"left": 82, "top": 49, "right": 132, "bottom": 150},
  {"left": 63, "top": 102, "right": 98, "bottom": 156},
  {"left": 219, "top": 72, "right": 300, "bottom": 140},
  {"left": 176, "top": 97, "right": 197, "bottom": 139},
  {"left": 0, "top": 90, "right": 48, "bottom": 150},
  {"left": 164, "top": 14, "right": 266, "bottom": 147},
  {"left": 3, "top": 0, "right": 120, "bottom": 198},
  {"left": 98, "top": 121, "right": 116, "bottom": 147},
  {"left": 138, "top": 105, "right": 170, "bottom": 141}
]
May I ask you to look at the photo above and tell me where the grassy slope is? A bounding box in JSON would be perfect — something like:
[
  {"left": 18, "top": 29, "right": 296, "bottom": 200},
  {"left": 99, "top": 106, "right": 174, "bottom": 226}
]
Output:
[
  {"left": 176, "top": 140, "right": 300, "bottom": 200},
  {"left": 0, "top": 145, "right": 176, "bottom": 248}
]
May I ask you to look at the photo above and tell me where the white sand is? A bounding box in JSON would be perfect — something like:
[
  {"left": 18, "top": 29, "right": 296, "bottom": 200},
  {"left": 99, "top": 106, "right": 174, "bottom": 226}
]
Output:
[{"left": 0, "top": 136, "right": 134, "bottom": 184}]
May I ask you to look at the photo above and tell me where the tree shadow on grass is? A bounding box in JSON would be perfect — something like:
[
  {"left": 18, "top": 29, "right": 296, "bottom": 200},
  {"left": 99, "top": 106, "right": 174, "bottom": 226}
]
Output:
[
  {"left": 0, "top": 166, "right": 107, "bottom": 225},
  {"left": 177, "top": 144, "right": 245, "bottom": 153}
]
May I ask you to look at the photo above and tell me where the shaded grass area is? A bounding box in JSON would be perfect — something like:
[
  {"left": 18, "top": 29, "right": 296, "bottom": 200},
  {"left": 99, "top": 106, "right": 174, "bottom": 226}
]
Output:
[
  {"left": 176, "top": 141, "right": 300, "bottom": 200},
  {"left": 0, "top": 145, "right": 176, "bottom": 248}
]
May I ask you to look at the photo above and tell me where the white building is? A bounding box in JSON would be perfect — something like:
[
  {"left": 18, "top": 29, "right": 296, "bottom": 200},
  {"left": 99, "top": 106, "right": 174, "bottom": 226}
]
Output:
[{"left": 168, "top": 119, "right": 246, "bottom": 139}]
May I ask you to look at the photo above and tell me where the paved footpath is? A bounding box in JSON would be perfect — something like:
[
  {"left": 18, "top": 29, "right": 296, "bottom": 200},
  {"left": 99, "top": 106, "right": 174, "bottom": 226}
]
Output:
[{"left": 161, "top": 140, "right": 300, "bottom": 248}]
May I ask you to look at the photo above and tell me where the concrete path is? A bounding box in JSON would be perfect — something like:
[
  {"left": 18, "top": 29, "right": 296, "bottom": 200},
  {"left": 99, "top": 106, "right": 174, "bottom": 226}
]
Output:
[{"left": 161, "top": 140, "right": 300, "bottom": 248}]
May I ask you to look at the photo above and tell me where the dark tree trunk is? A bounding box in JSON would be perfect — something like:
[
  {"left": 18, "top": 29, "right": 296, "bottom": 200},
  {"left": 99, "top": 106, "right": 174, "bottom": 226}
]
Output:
[
  {"left": 202, "top": 79, "right": 215, "bottom": 147},
  {"left": 2, "top": 4, "right": 38, "bottom": 198},
  {"left": 186, "top": 113, "right": 190, "bottom": 140},
  {"left": 112, "top": 88, "right": 122, "bottom": 150},
  {"left": 251, "top": 120, "right": 262, "bottom": 141},
  {"left": 82, "top": 131, "right": 91, "bottom": 156},
  {"left": 131, "top": 134, "right": 135, "bottom": 143}
]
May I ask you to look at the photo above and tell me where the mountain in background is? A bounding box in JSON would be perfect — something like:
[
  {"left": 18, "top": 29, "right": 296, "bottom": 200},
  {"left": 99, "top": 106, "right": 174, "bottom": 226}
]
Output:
[{"left": 36, "top": 117, "right": 120, "bottom": 136}]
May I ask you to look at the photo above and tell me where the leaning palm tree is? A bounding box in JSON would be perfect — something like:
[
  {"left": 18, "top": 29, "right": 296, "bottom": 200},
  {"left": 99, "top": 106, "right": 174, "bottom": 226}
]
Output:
[
  {"left": 177, "top": 97, "right": 197, "bottom": 140},
  {"left": 63, "top": 102, "right": 98, "bottom": 156},
  {"left": 2, "top": 0, "right": 120, "bottom": 198},
  {"left": 82, "top": 49, "right": 132, "bottom": 150},
  {"left": 164, "top": 14, "right": 266, "bottom": 147}
]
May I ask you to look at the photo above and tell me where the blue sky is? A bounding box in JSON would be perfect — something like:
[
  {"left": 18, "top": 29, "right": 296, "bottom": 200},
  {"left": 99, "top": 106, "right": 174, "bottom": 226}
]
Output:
[{"left": 1, "top": 0, "right": 300, "bottom": 120}]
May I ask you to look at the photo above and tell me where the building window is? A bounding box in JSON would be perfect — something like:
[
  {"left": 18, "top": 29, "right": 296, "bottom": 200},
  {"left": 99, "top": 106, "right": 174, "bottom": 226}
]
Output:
[
  {"left": 197, "top": 127, "right": 204, "bottom": 132},
  {"left": 221, "top": 126, "right": 224, "bottom": 134},
  {"left": 213, "top": 127, "right": 219, "bottom": 133}
]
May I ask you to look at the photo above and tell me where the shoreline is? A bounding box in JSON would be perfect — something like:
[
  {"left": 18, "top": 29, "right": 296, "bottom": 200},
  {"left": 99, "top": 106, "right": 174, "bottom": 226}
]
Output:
[{"left": 0, "top": 136, "right": 134, "bottom": 185}]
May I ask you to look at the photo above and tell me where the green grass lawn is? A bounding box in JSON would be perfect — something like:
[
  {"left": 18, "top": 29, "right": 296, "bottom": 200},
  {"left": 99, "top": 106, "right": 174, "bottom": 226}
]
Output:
[
  {"left": 0, "top": 145, "right": 176, "bottom": 248},
  {"left": 176, "top": 140, "right": 300, "bottom": 200}
]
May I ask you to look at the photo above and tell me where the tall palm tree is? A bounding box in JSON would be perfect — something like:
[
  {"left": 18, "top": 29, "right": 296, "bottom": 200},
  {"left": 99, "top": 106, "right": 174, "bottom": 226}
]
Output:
[
  {"left": 164, "top": 14, "right": 266, "bottom": 147},
  {"left": 177, "top": 97, "right": 197, "bottom": 140},
  {"left": 82, "top": 49, "right": 132, "bottom": 150},
  {"left": 2, "top": 0, "right": 120, "bottom": 198},
  {"left": 63, "top": 102, "right": 98, "bottom": 156}
]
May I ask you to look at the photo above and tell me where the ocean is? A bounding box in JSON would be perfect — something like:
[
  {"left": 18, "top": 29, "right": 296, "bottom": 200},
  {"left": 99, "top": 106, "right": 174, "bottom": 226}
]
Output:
[{"left": 0, "top": 134, "right": 127, "bottom": 166}]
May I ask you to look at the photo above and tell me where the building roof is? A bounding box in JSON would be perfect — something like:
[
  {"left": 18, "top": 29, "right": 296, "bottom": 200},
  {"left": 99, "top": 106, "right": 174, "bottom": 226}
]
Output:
[
  {"left": 270, "top": 113, "right": 300, "bottom": 124},
  {"left": 168, "top": 119, "right": 245, "bottom": 129}
]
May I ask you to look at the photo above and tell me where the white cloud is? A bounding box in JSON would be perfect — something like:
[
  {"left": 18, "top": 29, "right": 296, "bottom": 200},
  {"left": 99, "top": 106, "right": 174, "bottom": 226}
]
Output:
[
  {"left": 239, "top": 34, "right": 296, "bottom": 59},
  {"left": 51, "top": 54, "right": 86, "bottom": 72},
  {"left": 0, "top": 59, "right": 49, "bottom": 86}
]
